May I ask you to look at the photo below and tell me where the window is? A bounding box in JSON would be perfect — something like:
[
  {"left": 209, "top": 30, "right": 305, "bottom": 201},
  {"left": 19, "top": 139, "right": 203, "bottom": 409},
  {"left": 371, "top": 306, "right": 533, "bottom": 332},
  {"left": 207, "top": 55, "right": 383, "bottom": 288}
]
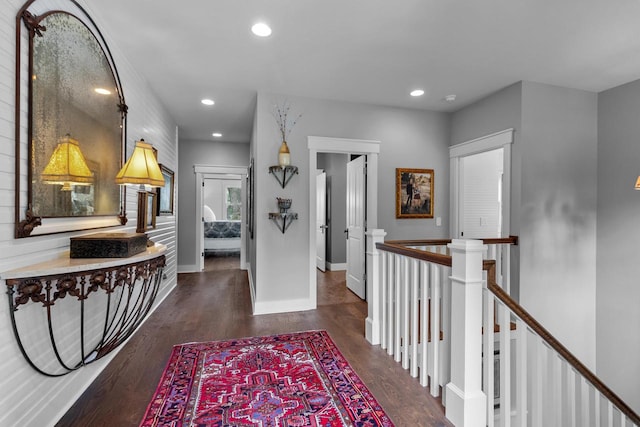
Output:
[{"left": 225, "top": 185, "right": 241, "bottom": 220}]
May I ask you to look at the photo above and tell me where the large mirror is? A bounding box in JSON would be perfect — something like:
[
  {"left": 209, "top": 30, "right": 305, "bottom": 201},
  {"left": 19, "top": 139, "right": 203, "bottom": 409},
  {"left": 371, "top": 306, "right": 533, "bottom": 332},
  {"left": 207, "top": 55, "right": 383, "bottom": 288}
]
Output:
[{"left": 15, "top": 1, "right": 126, "bottom": 237}]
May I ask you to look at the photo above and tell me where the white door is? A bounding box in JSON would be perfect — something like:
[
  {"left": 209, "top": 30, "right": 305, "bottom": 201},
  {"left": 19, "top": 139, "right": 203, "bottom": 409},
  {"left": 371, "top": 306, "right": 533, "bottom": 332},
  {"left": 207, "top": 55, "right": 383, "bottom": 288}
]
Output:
[
  {"left": 199, "top": 178, "right": 205, "bottom": 271},
  {"left": 316, "top": 171, "right": 327, "bottom": 271},
  {"left": 346, "top": 155, "right": 366, "bottom": 299},
  {"left": 459, "top": 148, "right": 503, "bottom": 238}
]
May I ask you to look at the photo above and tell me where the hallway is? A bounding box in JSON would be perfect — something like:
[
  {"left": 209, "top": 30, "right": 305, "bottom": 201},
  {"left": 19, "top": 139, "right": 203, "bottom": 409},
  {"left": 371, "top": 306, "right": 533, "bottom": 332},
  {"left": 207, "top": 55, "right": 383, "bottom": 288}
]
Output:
[{"left": 56, "top": 259, "right": 451, "bottom": 426}]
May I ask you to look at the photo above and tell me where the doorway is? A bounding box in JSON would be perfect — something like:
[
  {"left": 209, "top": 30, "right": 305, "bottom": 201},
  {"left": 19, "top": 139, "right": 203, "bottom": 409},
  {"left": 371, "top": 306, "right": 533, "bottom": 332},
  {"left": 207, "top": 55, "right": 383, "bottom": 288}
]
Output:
[
  {"left": 308, "top": 136, "right": 380, "bottom": 305},
  {"left": 194, "top": 165, "right": 248, "bottom": 272},
  {"left": 450, "top": 129, "right": 513, "bottom": 238}
]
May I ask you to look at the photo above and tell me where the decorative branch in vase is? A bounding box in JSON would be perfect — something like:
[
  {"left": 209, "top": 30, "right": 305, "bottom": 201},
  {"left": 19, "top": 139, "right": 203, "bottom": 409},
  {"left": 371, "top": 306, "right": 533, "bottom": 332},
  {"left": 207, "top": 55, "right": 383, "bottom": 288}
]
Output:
[{"left": 273, "top": 101, "right": 302, "bottom": 167}]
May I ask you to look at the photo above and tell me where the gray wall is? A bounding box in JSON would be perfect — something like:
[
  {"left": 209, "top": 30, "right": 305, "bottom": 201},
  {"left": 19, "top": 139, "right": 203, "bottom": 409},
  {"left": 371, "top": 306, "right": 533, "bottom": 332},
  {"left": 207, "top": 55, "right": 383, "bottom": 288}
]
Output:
[
  {"left": 177, "top": 140, "right": 249, "bottom": 268},
  {"left": 317, "top": 153, "right": 349, "bottom": 264},
  {"left": 597, "top": 79, "right": 640, "bottom": 412},
  {"left": 451, "top": 81, "right": 599, "bottom": 371},
  {"left": 519, "top": 81, "right": 598, "bottom": 369},
  {"left": 252, "top": 92, "right": 450, "bottom": 309}
]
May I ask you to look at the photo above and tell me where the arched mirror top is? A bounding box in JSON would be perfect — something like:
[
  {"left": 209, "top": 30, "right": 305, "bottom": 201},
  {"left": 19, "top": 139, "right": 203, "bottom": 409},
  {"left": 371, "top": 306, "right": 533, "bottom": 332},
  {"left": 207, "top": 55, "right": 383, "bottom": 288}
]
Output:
[{"left": 15, "top": 0, "right": 127, "bottom": 238}]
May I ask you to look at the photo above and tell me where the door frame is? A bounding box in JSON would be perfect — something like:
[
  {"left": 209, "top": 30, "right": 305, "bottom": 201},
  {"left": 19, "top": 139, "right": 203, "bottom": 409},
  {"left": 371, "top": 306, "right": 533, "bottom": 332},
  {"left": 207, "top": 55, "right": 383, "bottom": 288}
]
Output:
[
  {"left": 308, "top": 136, "right": 380, "bottom": 305},
  {"left": 449, "top": 128, "right": 513, "bottom": 238},
  {"left": 194, "top": 164, "right": 248, "bottom": 271},
  {"left": 316, "top": 170, "right": 327, "bottom": 272}
]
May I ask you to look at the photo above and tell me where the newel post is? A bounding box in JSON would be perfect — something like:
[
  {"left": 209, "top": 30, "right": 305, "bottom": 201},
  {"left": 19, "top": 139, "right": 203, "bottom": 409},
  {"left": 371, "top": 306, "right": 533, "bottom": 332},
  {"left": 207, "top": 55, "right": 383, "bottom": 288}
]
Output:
[
  {"left": 445, "top": 239, "right": 487, "bottom": 427},
  {"left": 365, "top": 229, "right": 386, "bottom": 345}
]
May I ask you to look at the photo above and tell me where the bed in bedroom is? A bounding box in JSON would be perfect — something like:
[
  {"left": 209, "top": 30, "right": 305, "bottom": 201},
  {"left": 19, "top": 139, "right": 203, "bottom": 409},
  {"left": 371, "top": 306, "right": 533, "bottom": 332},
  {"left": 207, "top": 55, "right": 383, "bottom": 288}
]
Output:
[{"left": 204, "top": 220, "right": 241, "bottom": 255}]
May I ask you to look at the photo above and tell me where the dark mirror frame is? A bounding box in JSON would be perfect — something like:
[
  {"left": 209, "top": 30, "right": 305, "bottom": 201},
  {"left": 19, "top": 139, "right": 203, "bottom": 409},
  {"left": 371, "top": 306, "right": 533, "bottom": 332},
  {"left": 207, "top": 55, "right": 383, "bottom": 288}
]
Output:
[{"left": 14, "top": 0, "right": 128, "bottom": 238}]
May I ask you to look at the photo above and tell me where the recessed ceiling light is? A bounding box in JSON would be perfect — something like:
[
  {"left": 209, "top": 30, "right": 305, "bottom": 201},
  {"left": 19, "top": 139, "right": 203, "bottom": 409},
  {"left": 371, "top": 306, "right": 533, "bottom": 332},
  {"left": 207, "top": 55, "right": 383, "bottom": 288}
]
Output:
[
  {"left": 212, "top": 133, "right": 223, "bottom": 138},
  {"left": 95, "top": 88, "right": 111, "bottom": 95},
  {"left": 201, "top": 99, "right": 215, "bottom": 106},
  {"left": 251, "top": 22, "right": 272, "bottom": 37},
  {"left": 410, "top": 89, "right": 425, "bottom": 97},
  {"left": 444, "top": 94, "right": 457, "bottom": 102}
]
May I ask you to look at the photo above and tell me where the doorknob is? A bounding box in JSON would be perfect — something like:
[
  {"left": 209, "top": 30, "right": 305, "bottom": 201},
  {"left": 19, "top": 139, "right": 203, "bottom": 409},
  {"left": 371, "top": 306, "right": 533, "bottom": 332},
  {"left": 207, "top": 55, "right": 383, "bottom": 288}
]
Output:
[
  {"left": 319, "top": 224, "right": 328, "bottom": 234},
  {"left": 344, "top": 229, "right": 349, "bottom": 239}
]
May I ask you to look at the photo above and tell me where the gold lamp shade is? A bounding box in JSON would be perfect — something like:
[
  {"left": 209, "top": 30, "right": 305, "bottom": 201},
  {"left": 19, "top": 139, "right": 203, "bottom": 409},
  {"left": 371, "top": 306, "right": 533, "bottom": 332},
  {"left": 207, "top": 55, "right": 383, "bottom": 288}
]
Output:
[
  {"left": 41, "top": 134, "right": 94, "bottom": 191},
  {"left": 115, "top": 139, "right": 165, "bottom": 188},
  {"left": 635, "top": 176, "right": 640, "bottom": 190}
]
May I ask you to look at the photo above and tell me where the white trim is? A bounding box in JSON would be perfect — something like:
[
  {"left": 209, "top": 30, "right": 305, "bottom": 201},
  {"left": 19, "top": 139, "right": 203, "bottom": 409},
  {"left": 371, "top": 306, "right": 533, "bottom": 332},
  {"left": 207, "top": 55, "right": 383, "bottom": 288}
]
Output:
[
  {"left": 247, "top": 262, "right": 256, "bottom": 311},
  {"left": 177, "top": 264, "right": 199, "bottom": 273},
  {"left": 308, "top": 136, "right": 380, "bottom": 307},
  {"left": 253, "top": 297, "right": 315, "bottom": 315},
  {"left": 327, "top": 262, "right": 347, "bottom": 271},
  {"left": 449, "top": 129, "right": 513, "bottom": 238},
  {"left": 194, "top": 165, "right": 248, "bottom": 271},
  {"left": 308, "top": 136, "right": 381, "bottom": 153},
  {"left": 449, "top": 128, "right": 514, "bottom": 158}
]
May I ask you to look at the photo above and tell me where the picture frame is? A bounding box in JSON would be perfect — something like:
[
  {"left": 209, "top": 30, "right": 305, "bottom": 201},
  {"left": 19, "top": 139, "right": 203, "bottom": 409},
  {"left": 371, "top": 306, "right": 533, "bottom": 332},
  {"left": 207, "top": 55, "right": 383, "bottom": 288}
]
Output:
[
  {"left": 395, "top": 168, "right": 434, "bottom": 218},
  {"left": 157, "top": 164, "right": 175, "bottom": 215},
  {"left": 146, "top": 191, "right": 157, "bottom": 230}
]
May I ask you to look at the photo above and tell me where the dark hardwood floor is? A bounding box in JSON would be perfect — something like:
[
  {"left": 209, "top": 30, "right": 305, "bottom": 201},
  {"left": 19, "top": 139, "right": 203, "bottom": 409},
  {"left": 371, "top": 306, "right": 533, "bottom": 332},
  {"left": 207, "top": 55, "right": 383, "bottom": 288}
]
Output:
[{"left": 56, "top": 255, "right": 452, "bottom": 426}]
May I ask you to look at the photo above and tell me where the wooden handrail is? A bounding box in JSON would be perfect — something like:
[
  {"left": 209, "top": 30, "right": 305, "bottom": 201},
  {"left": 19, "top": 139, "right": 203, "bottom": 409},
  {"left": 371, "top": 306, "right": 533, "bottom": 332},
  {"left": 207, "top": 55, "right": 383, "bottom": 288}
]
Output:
[
  {"left": 484, "top": 263, "right": 640, "bottom": 425},
  {"left": 385, "top": 235, "right": 519, "bottom": 247},
  {"left": 376, "top": 242, "right": 452, "bottom": 267}
]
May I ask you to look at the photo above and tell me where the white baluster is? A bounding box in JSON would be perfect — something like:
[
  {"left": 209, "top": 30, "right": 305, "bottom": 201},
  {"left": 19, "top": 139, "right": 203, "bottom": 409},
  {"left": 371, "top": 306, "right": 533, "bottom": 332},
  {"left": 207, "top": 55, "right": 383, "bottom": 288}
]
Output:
[
  {"left": 568, "top": 368, "right": 577, "bottom": 427},
  {"left": 595, "top": 390, "right": 601, "bottom": 427},
  {"left": 394, "top": 254, "right": 402, "bottom": 361},
  {"left": 387, "top": 253, "right": 395, "bottom": 357},
  {"left": 515, "top": 318, "right": 527, "bottom": 427},
  {"left": 499, "top": 302, "right": 512, "bottom": 427},
  {"left": 483, "top": 289, "right": 495, "bottom": 427},
  {"left": 380, "top": 251, "right": 388, "bottom": 350},
  {"left": 420, "top": 260, "right": 429, "bottom": 387},
  {"left": 554, "top": 355, "right": 563, "bottom": 427},
  {"left": 430, "top": 262, "right": 441, "bottom": 397},
  {"left": 401, "top": 255, "right": 410, "bottom": 369},
  {"left": 531, "top": 336, "right": 543, "bottom": 427},
  {"left": 410, "top": 258, "right": 419, "bottom": 377}
]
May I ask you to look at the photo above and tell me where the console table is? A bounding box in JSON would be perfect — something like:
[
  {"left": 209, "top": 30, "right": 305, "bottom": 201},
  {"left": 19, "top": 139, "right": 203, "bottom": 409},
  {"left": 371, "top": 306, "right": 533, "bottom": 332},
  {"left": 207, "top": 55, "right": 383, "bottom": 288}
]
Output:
[{"left": 2, "top": 244, "right": 166, "bottom": 376}]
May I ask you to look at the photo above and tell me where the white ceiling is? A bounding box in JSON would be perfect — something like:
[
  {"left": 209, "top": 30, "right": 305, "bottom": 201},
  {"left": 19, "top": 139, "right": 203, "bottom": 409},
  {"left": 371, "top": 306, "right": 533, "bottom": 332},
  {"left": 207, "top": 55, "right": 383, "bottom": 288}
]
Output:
[{"left": 86, "top": 0, "right": 640, "bottom": 143}]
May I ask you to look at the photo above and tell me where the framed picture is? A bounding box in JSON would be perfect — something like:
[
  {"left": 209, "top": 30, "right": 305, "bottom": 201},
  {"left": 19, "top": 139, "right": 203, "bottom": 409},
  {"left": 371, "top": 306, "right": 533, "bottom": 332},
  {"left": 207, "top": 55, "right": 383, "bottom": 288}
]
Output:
[
  {"left": 395, "top": 168, "right": 434, "bottom": 218},
  {"left": 157, "top": 164, "right": 174, "bottom": 215},
  {"left": 146, "top": 191, "right": 156, "bottom": 230}
]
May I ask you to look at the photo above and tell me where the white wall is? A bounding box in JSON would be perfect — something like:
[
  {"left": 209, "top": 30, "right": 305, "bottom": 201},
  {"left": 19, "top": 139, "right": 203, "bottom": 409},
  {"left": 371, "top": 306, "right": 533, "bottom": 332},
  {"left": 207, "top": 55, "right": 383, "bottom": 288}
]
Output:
[
  {"left": 0, "top": 1, "right": 179, "bottom": 426},
  {"left": 597, "top": 79, "right": 640, "bottom": 413},
  {"left": 177, "top": 140, "right": 249, "bottom": 268},
  {"left": 251, "top": 92, "right": 450, "bottom": 313}
]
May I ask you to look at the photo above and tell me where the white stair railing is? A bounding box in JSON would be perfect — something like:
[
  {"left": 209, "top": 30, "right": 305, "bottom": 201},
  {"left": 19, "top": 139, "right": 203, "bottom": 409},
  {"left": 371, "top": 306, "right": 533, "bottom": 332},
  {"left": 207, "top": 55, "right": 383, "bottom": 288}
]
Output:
[{"left": 365, "top": 232, "right": 639, "bottom": 427}]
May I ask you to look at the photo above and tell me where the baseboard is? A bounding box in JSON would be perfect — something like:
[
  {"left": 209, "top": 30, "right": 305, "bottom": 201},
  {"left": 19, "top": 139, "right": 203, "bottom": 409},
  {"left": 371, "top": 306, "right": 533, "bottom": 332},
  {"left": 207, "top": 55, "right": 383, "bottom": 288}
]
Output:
[
  {"left": 253, "top": 297, "right": 315, "bottom": 315},
  {"left": 177, "top": 264, "right": 199, "bottom": 273},
  {"left": 327, "top": 262, "right": 347, "bottom": 271},
  {"left": 247, "top": 263, "right": 256, "bottom": 312}
]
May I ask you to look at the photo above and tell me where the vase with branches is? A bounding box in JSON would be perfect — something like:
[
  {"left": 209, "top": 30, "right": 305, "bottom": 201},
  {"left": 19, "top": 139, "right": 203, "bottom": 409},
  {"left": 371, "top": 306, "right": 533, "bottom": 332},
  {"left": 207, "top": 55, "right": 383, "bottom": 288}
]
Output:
[{"left": 273, "top": 101, "right": 302, "bottom": 167}]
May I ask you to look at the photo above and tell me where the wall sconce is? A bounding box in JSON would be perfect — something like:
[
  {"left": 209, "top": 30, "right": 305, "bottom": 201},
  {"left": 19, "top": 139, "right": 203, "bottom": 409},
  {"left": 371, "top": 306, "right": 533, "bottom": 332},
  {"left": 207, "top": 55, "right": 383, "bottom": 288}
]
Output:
[
  {"left": 41, "top": 134, "right": 94, "bottom": 191},
  {"left": 115, "top": 139, "right": 164, "bottom": 233},
  {"left": 635, "top": 176, "right": 640, "bottom": 190}
]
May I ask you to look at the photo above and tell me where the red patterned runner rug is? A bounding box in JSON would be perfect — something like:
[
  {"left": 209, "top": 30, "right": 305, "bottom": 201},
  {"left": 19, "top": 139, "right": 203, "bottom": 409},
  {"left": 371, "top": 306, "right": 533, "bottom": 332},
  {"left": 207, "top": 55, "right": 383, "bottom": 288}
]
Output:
[{"left": 140, "top": 330, "right": 394, "bottom": 426}]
